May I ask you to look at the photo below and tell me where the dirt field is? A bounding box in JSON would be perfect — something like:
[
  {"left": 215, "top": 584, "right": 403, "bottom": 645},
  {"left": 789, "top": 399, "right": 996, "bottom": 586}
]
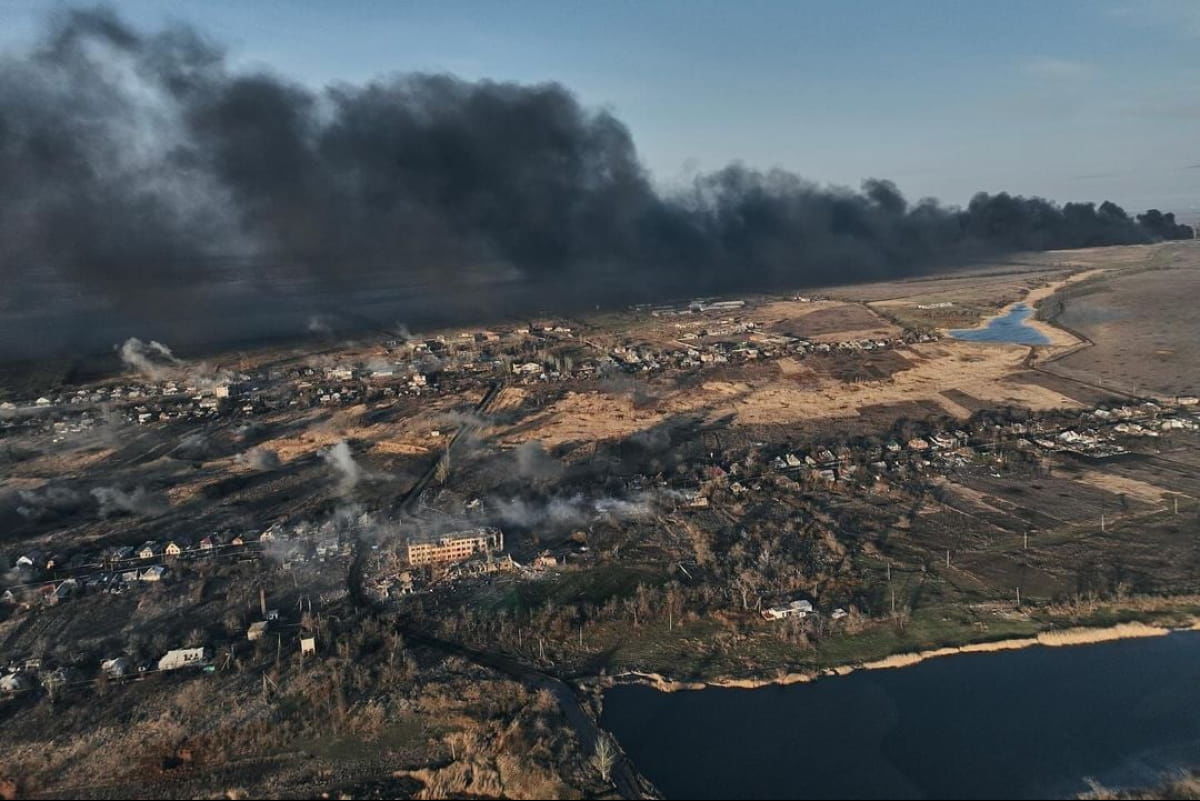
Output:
[
  {"left": 748, "top": 300, "right": 901, "bottom": 342},
  {"left": 493, "top": 339, "right": 1088, "bottom": 447},
  {"left": 1041, "top": 241, "right": 1200, "bottom": 398}
]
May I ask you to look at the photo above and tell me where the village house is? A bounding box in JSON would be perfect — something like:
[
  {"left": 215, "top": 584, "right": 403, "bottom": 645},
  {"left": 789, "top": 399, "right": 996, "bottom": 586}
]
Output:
[
  {"left": 158, "top": 647, "right": 209, "bottom": 672},
  {"left": 15, "top": 550, "right": 45, "bottom": 571},
  {"left": 101, "top": 657, "right": 132, "bottom": 679},
  {"left": 930, "top": 433, "right": 958, "bottom": 450},
  {"left": 140, "top": 565, "right": 169, "bottom": 582},
  {"left": 49, "top": 579, "right": 77, "bottom": 605},
  {"left": 41, "top": 667, "right": 76, "bottom": 691},
  {"left": 137, "top": 541, "right": 162, "bottom": 560},
  {"left": 164, "top": 538, "right": 191, "bottom": 557},
  {"left": 762, "top": 599, "right": 814, "bottom": 621},
  {"left": 108, "top": 545, "right": 135, "bottom": 563}
]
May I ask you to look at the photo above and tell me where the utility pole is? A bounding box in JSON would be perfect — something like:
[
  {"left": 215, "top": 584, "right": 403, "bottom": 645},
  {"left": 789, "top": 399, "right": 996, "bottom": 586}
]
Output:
[
  {"left": 1016, "top": 586, "right": 1021, "bottom": 607},
  {"left": 887, "top": 561, "right": 892, "bottom": 582},
  {"left": 945, "top": 550, "right": 951, "bottom": 568},
  {"left": 1100, "top": 513, "right": 1106, "bottom": 533}
]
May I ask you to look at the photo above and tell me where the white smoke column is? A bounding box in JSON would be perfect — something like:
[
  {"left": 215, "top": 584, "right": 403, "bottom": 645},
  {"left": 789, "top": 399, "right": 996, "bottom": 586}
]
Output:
[
  {"left": 118, "top": 337, "right": 182, "bottom": 380},
  {"left": 322, "top": 440, "right": 362, "bottom": 496},
  {"left": 90, "top": 485, "right": 167, "bottom": 517}
]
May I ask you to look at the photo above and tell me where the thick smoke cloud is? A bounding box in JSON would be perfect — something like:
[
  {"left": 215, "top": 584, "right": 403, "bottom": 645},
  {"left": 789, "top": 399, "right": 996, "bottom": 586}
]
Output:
[
  {"left": 1136, "top": 209, "right": 1194, "bottom": 241},
  {"left": 0, "top": 7, "right": 1192, "bottom": 360}
]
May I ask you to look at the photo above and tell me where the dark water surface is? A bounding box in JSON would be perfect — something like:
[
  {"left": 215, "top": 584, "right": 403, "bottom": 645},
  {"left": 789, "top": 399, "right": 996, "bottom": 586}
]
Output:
[
  {"left": 602, "top": 632, "right": 1200, "bottom": 799},
  {"left": 950, "top": 303, "right": 1051, "bottom": 345}
]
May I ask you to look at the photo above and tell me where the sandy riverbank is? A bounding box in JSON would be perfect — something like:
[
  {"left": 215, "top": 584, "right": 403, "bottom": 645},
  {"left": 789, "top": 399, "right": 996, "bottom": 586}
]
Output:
[{"left": 606, "top": 620, "right": 1187, "bottom": 694}]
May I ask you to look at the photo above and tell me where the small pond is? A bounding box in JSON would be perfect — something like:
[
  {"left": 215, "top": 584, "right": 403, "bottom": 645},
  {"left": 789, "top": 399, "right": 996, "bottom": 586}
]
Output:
[{"left": 949, "top": 303, "right": 1050, "bottom": 345}]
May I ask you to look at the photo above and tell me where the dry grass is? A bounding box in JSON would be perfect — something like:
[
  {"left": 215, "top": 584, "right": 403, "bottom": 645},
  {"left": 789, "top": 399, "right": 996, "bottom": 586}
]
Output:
[{"left": 1081, "top": 771, "right": 1200, "bottom": 799}]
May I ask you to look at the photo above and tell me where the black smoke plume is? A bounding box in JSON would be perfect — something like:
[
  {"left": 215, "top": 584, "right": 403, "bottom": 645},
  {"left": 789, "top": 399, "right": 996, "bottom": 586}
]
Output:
[
  {"left": 1135, "top": 209, "right": 1194, "bottom": 241},
  {"left": 0, "top": 7, "right": 1191, "bottom": 361}
]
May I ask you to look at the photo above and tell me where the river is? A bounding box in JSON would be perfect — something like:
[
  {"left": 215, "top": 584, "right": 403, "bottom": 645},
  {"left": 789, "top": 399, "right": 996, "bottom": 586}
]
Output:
[
  {"left": 602, "top": 631, "right": 1200, "bottom": 799},
  {"left": 949, "top": 303, "right": 1051, "bottom": 345}
]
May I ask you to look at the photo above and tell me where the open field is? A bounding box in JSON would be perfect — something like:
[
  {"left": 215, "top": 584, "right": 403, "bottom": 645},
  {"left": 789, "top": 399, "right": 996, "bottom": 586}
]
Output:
[{"left": 1041, "top": 242, "right": 1200, "bottom": 398}]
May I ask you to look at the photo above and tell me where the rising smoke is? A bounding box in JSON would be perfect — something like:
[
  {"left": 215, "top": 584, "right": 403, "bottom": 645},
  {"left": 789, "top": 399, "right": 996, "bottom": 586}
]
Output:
[
  {"left": 13, "top": 484, "right": 87, "bottom": 521},
  {"left": 240, "top": 446, "right": 282, "bottom": 472},
  {"left": 118, "top": 338, "right": 183, "bottom": 380},
  {"left": 90, "top": 485, "right": 168, "bottom": 518},
  {"left": 0, "top": 7, "right": 1192, "bottom": 360},
  {"left": 512, "top": 440, "right": 566, "bottom": 484},
  {"left": 322, "top": 440, "right": 362, "bottom": 496}
]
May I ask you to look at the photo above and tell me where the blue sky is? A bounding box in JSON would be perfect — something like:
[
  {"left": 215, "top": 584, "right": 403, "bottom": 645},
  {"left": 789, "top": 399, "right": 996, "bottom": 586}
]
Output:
[{"left": 3, "top": 0, "right": 1197, "bottom": 217}]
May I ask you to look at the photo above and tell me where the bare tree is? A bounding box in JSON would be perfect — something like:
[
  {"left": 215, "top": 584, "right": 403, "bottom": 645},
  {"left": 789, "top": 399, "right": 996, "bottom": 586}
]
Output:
[{"left": 591, "top": 734, "right": 618, "bottom": 784}]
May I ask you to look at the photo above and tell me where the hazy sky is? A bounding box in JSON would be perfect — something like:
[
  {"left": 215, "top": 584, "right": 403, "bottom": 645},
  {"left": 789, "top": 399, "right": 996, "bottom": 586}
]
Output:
[{"left": 3, "top": 0, "right": 1197, "bottom": 216}]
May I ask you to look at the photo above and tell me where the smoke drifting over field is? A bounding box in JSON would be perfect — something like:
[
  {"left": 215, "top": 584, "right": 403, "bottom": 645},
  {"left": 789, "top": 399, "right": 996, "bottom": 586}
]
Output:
[
  {"left": 90, "top": 485, "right": 167, "bottom": 518},
  {"left": 0, "top": 7, "right": 1192, "bottom": 360}
]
